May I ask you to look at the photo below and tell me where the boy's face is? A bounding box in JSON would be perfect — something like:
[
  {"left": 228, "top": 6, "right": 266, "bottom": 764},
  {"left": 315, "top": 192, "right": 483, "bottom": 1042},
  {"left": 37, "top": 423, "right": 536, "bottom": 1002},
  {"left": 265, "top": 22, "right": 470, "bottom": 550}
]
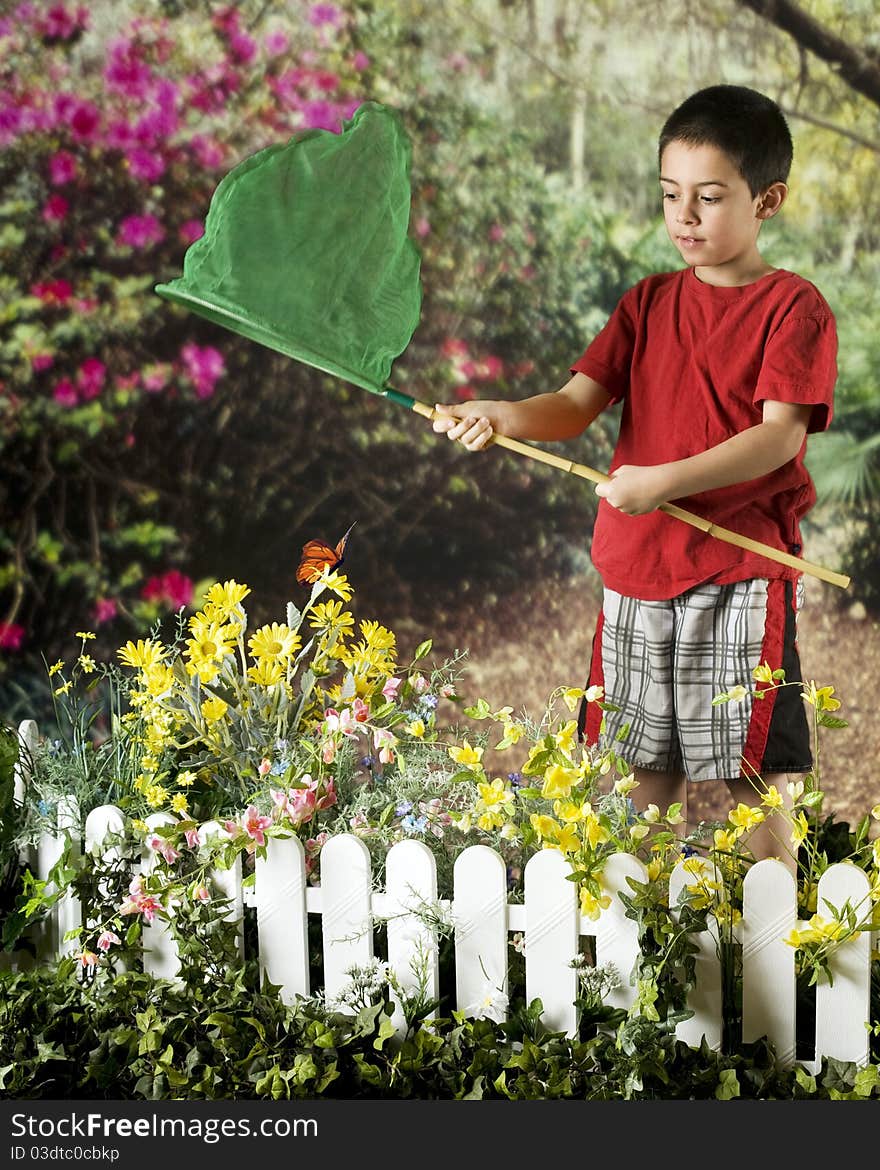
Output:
[{"left": 659, "top": 140, "right": 785, "bottom": 283}]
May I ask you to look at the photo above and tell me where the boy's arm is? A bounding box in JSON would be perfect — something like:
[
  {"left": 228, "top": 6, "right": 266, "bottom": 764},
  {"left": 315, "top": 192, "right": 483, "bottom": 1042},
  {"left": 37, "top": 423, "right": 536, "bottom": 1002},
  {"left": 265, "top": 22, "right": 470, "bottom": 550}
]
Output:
[
  {"left": 433, "top": 372, "right": 612, "bottom": 449},
  {"left": 596, "top": 400, "right": 813, "bottom": 515}
]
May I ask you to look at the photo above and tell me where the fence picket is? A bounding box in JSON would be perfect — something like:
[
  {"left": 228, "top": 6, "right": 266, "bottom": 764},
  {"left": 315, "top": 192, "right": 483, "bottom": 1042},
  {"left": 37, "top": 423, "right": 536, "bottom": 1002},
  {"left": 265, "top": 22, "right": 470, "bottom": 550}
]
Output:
[
  {"left": 742, "top": 859, "right": 797, "bottom": 1064},
  {"left": 141, "top": 813, "right": 180, "bottom": 980},
  {"left": 255, "top": 834, "right": 310, "bottom": 1004},
  {"left": 385, "top": 839, "right": 439, "bottom": 1034},
  {"left": 453, "top": 844, "right": 508, "bottom": 1020},
  {"left": 814, "top": 862, "right": 872, "bottom": 1067},
  {"left": 595, "top": 852, "right": 647, "bottom": 1012},
  {"left": 670, "top": 857, "right": 723, "bottom": 1051},
  {"left": 84, "top": 804, "right": 127, "bottom": 974},
  {"left": 201, "top": 820, "right": 244, "bottom": 960},
  {"left": 523, "top": 849, "right": 579, "bottom": 1036},
  {"left": 320, "top": 833, "right": 373, "bottom": 1009}
]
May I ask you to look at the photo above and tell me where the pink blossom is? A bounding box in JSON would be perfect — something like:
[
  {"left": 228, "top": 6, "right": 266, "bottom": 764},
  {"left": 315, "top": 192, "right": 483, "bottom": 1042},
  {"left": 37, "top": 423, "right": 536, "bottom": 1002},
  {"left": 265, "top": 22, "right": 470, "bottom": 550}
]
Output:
[
  {"left": 488, "top": 223, "right": 505, "bottom": 243},
  {"left": 229, "top": 30, "right": 258, "bottom": 63},
  {"left": 0, "top": 622, "right": 25, "bottom": 651},
  {"left": 39, "top": 5, "right": 89, "bottom": 41},
  {"left": 189, "top": 135, "right": 225, "bottom": 169},
  {"left": 351, "top": 697, "right": 370, "bottom": 722},
  {"left": 315, "top": 777, "right": 337, "bottom": 812},
  {"left": 414, "top": 217, "right": 431, "bottom": 238},
  {"left": 119, "top": 876, "right": 163, "bottom": 924},
  {"left": 31, "top": 278, "right": 72, "bottom": 304},
  {"left": 126, "top": 147, "right": 166, "bottom": 182},
  {"left": 286, "top": 786, "right": 318, "bottom": 826},
  {"left": 146, "top": 833, "right": 180, "bottom": 865},
  {"left": 373, "top": 728, "right": 396, "bottom": 765},
  {"left": 66, "top": 98, "right": 100, "bottom": 142},
  {"left": 141, "top": 364, "right": 170, "bottom": 393},
  {"left": 79, "top": 950, "right": 98, "bottom": 968},
  {"left": 352, "top": 51, "right": 370, "bottom": 71},
  {"left": 324, "top": 707, "right": 356, "bottom": 737},
  {"left": 439, "top": 683, "right": 457, "bottom": 699},
  {"left": 242, "top": 804, "right": 272, "bottom": 847},
  {"left": 179, "top": 219, "right": 204, "bottom": 245},
  {"left": 411, "top": 673, "right": 429, "bottom": 694},
  {"left": 258, "top": 757, "right": 271, "bottom": 776},
  {"left": 48, "top": 149, "right": 77, "bottom": 185},
  {"left": 193, "top": 884, "right": 211, "bottom": 903},
  {"left": 382, "top": 676, "right": 402, "bottom": 700},
  {"left": 53, "top": 378, "right": 78, "bottom": 407},
  {"left": 77, "top": 357, "right": 106, "bottom": 400},
  {"left": 41, "top": 193, "right": 68, "bottom": 223},
  {"left": 140, "top": 569, "right": 193, "bottom": 610},
  {"left": 93, "top": 597, "right": 117, "bottom": 625},
  {"left": 183, "top": 826, "right": 201, "bottom": 849},
  {"left": 31, "top": 353, "right": 53, "bottom": 372},
  {"left": 104, "top": 37, "right": 154, "bottom": 99},
  {"left": 117, "top": 213, "right": 165, "bottom": 250},
  {"left": 322, "top": 740, "right": 336, "bottom": 765},
  {"left": 96, "top": 930, "right": 121, "bottom": 952},
  {"left": 264, "top": 30, "right": 290, "bottom": 57},
  {"left": 440, "top": 337, "right": 468, "bottom": 359},
  {"left": 180, "top": 342, "right": 225, "bottom": 398},
  {"left": 308, "top": 4, "right": 344, "bottom": 28}
]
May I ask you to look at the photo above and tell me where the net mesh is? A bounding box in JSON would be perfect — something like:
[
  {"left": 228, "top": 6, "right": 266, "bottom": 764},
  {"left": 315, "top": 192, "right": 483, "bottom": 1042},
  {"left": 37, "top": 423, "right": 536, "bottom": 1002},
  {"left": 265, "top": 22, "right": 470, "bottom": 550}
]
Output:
[{"left": 155, "top": 101, "right": 422, "bottom": 395}]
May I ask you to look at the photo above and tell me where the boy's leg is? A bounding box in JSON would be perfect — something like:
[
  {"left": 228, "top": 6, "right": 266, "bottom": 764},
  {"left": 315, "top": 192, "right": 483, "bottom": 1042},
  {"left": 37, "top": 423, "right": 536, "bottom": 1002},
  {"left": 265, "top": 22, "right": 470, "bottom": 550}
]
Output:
[
  {"left": 724, "top": 772, "right": 798, "bottom": 874},
  {"left": 631, "top": 767, "right": 687, "bottom": 839}
]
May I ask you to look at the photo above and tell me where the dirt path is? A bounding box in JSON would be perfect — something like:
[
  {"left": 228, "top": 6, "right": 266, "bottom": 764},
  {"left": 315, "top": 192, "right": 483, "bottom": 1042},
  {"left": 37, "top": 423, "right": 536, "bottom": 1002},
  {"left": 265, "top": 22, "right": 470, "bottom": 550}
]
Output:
[{"left": 410, "top": 572, "right": 880, "bottom": 832}]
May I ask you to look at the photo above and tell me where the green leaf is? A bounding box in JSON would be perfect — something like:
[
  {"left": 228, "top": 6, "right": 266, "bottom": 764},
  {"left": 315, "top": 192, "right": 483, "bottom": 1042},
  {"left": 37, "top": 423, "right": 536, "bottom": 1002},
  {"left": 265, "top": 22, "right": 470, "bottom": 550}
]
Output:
[
  {"left": 413, "top": 639, "right": 432, "bottom": 660},
  {"left": 715, "top": 1068, "right": 740, "bottom": 1099}
]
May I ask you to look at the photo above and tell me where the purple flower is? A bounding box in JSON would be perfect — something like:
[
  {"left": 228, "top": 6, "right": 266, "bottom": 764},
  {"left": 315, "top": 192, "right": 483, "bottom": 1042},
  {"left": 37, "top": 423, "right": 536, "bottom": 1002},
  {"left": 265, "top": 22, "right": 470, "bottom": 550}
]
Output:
[
  {"left": 126, "top": 147, "right": 166, "bottom": 183},
  {"left": 117, "top": 213, "right": 165, "bottom": 250},
  {"left": 48, "top": 150, "right": 77, "bottom": 185},
  {"left": 179, "top": 219, "right": 205, "bottom": 245},
  {"left": 308, "top": 4, "right": 344, "bottom": 28},
  {"left": 180, "top": 342, "right": 225, "bottom": 399}
]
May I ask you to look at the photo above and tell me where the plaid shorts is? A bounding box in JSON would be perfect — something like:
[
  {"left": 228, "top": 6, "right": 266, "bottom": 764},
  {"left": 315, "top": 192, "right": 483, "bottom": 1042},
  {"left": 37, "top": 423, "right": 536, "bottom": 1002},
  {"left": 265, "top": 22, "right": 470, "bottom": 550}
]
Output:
[{"left": 578, "top": 578, "right": 812, "bottom": 782}]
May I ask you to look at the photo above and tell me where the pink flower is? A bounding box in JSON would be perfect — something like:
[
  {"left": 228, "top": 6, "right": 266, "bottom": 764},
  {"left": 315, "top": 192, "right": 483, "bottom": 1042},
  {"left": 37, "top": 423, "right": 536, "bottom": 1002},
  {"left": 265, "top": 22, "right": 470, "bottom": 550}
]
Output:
[
  {"left": 308, "top": 4, "right": 344, "bottom": 28},
  {"left": 382, "top": 676, "right": 402, "bottom": 700},
  {"left": 66, "top": 99, "right": 100, "bottom": 142},
  {"left": 183, "top": 827, "right": 201, "bottom": 849},
  {"left": 488, "top": 223, "right": 505, "bottom": 243},
  {"left": 229, "top": 30, "right": 258, "bottom": 63},
  {"left": 141, "top": 364, "right": 169, "bottom": 393},
  {"left": 40, "top": 5, "right": 89, "bottom": 41},
  {"left": 258, "top": 757, "right": 271, "bottom": 776},
  {"left": 126, "top": 147, "right": 165, "bottom": 182},
  {"left": 96, "top": 930, "right": 121, "bottom": 952},
  {"left": 440, "top": 337, "right": 468, "bottom": 359},
  {"left": 352, "top": 50, "right": 370, "bottom": 71},
  {"left": 414, "top": 217, "right": 431, "bottom": 238},
  {"left": 411, "top": 673, "right": 429, "bottom": 694},
  {"left": 286, "top": 786, "right": 317, "bottom": 826},
  {"left": 146, "top": 833, "right": 180, "bottom": 865},
  {"left": 373, "top": 728, "right": 396, "bottom": 765},
  {"left": 322, "top": 740, "right": 336, "bottom": 765},
  {"left": 351, "top": 697, "right": 370, "bottom": 722},
  {"left": 117, "top": 213, "right": 165, "bottom": 250},
  {"left": 0, "top": 622, "right": 25, "bottom": 651},
  {"left": 41, "top": 193, "right": 68, "bottom": 223},
  {"left": 79, "top": 950, "right": 98, "bottom": 968},
  {"left": 179, "top": 219, "right": 204, "bottom": 245},
  {"left": 31, "top": 278, "right": 72, "bottom": 304},
  {"left": 31, "top": 353, "right": 53, "bottom": 372},
  {"left": 48, "top": 149, "right": 77, "bottom": 185},
  {"left": 265, "top": 30, "right": 290, "bottom": 57},
  {"left": 323, "top": 707, "right": 357, "bottom": 737},
  {"left": 190, "top": 135, "right": 224, "bottom": 170},
  {"left": 315, "top": 777, "right": 337, "bottom": 812},
  {"left": 140, "top": 569, "right": 193, "bottom": 611},
  {"left": 77, "top": 357, "right": 106, "bottom": 400},
  {"left": 53, "top": 378, "right": 78, "bottom": 407},
  {"left": 242, "top": 804, "right": 272, "bottom": 847},
  {"left": 193, "top": 884, "right": 211, "bottom": 903},
  {"left": 180, "top": 342, "right": 225, "bottom": 399},
  {"left": 93, "top": 597, "right": 117, "bottom": 625},
  {"left": 119, "top": 876, "right": 163, "bottom": 924}
]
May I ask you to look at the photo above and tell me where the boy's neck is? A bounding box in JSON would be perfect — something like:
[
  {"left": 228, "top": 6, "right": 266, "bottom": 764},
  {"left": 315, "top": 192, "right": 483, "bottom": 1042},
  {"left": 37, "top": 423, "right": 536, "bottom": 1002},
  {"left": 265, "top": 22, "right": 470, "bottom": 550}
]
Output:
[{"left": 692, "top": 256, "right": 776, "bottom": 288}]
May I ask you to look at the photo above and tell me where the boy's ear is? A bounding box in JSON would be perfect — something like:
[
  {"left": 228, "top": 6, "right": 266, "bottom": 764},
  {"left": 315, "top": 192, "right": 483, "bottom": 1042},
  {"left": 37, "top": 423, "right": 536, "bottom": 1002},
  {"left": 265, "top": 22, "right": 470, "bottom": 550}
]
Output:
[{"left": 756, "top": 181, "right": 788, "bottom": 220}]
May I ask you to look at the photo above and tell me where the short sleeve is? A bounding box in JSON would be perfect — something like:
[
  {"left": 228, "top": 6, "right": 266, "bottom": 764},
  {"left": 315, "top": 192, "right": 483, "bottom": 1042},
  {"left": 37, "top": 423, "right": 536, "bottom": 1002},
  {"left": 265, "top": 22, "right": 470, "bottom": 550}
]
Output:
[
  {"left": 754, "top": 312, "right": 837, "bottom": 433},
  {"left": 569, "top": 289, "right": 638, "bottom": 404}
]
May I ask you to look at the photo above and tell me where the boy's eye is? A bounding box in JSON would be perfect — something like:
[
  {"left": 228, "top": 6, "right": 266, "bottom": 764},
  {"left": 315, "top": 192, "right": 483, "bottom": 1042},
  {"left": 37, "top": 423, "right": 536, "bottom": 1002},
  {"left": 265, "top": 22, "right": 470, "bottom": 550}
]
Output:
[{"left": 700, "top": 196, "right": 720, "bottom": 204}]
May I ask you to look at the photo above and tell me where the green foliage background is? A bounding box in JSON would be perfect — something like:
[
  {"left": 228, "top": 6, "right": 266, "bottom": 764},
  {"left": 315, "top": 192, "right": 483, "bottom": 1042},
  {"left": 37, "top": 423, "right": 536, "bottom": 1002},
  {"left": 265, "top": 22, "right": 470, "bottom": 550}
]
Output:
[{"left": 2, "top": 0, "right": 879, "bottom": 706}]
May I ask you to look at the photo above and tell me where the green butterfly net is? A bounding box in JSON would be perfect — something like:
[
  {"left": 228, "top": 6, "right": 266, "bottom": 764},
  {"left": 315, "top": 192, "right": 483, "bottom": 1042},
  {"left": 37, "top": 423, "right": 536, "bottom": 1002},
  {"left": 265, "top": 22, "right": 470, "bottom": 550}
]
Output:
[{"left": 155, "top": 101, "right": 422, "bottom": 397}]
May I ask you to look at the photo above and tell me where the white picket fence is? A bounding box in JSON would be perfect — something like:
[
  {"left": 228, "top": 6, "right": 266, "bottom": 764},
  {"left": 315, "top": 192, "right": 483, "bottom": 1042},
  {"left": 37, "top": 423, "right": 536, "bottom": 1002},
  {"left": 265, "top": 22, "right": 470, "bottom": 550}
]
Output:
[{"left": 7, "top": 720, "right": 876, "bottom": 1073}]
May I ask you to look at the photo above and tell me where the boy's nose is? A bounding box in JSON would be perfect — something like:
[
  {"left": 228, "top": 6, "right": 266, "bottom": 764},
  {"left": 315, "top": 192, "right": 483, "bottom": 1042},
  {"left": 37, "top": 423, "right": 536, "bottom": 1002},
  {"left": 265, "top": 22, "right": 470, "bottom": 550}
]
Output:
[{"left": 676, "top": 203, "right": 699, "bottom": 224}]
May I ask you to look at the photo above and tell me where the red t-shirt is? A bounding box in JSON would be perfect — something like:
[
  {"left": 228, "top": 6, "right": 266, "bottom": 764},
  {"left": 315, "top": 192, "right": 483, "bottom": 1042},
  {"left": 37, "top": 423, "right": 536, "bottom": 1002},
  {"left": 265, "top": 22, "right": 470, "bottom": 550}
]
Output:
[{"left": 571, "top": 267, "right": 838, "bottom": 600}]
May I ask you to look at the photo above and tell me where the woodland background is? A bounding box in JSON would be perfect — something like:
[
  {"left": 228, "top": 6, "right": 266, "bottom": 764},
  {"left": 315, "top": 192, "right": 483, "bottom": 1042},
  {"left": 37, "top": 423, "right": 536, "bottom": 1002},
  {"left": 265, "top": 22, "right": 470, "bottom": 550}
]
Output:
[{"left": 1, "top": 0, "right": 879, "bottom": 826}]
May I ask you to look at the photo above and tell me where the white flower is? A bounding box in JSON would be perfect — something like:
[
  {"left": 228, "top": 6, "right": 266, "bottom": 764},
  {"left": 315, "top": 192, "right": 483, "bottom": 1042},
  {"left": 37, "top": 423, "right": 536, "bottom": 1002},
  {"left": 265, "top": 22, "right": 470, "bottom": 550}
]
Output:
[{"left": 466, "top": 982, "right": 509, "bottom": 1022}]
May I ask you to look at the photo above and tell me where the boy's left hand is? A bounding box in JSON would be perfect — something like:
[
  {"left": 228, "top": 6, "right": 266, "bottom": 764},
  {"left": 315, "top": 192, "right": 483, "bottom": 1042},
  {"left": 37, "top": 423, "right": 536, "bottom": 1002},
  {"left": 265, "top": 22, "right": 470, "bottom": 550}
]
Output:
[{"left": 595, "top": 464, "right": 671, "bottom": 515}]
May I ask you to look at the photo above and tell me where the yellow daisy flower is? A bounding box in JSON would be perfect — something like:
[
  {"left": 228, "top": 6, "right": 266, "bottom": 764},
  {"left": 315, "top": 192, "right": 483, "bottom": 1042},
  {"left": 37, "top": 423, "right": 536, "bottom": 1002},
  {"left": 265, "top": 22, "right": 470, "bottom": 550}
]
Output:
[
  {"left": 248, "top": 622, "right": 301, "bottom": 664},
  {"left": 247, "top": 658, "right": 285, "bottom": 687},
  {"left": 201, "top": 696, "right": 228, "bottom": 722},
  {"left": 202, "top": 579, "right": 251, "bottom": 618},
  {"left": 118, "top": 639, "right": 166, "bottom": 670}
]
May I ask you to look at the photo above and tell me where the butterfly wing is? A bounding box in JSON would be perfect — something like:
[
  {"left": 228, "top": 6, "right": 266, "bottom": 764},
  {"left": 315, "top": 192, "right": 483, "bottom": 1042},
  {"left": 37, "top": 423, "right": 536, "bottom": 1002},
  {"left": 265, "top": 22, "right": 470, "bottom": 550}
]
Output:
[{"left": 296, "top": 522, "right": 356, "bottom": 585}]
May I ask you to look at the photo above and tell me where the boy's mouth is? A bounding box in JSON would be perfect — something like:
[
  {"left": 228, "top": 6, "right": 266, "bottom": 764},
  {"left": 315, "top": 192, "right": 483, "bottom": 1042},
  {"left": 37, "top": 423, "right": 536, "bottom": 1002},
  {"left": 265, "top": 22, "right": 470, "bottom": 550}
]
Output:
[{"left": 677, "top": 235, "right": 704, "bottom": 247}]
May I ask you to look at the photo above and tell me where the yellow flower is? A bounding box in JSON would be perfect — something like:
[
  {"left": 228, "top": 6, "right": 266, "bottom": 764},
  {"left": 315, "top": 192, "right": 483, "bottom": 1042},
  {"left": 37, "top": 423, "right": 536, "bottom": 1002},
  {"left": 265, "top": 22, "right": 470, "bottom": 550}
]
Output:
[
  {"left": 143, "top": 663, "right": 175, "bottom": 696},
  {"left": 476, "top": 809, "right": 506, "bottom": 832},
  {"left": 359, "top": 619, "right": 396, "bottom": 650},
  {"left": 131, "top": 819, "right": 149, "bottom": 834},
  {"left": 54, "top": 680, "right": 73, "bottom": 696},
  {"left": 406, "top": 718, "right": 426, "bottom": 739},
  {"left": 554, "top": 720, "right": 578, "bottom": 754},
  {"left": 48, "top": 659, "right": 64, "bottom": 676},
  {"left": 713, "top": 828, "right": 738, "bottom": 854},
  {"left": 541, "top": 763, "right": 578, "bottom": 800},
  {"left": 145, "top": 784, "right": 169, "bottom": 808},
  {"left": 316, "top": 570, "right": 353, "bottom": 602},
  {"left": 802, "top": 681, "right": 840, "bottom": 712},
  {"left": 870, "top": 803, "right": 880, "bottom": 822},
  {"left": 580, "top": 887, "right": 612, "bottom": 920},
  {"left": 449, "top": 741, "right": 484, "bottom": 769},
  {"left": 530, "top": 814, "right": 558, "bottom": 842},
  {"left": 646, "top": 858, "right": 664, "bottom": 882},
  {"left": 752, "top": 661, "right": 775, "bottom": 683},
  {"left": 202, "top": 579, "right": 251, "bottom": 618},
  {"left": 683, "top": 856, "right": 711, "bottom": 878},
  {"left": 783, "top": 927, "right": 804, "bottom": 949},
  {"left": 714, "top": 902, "right": 742, "bottom": 927},
  {"left": 477, "top": 778, "right": 513, "bottom": 809},
  {"left": 554, "top": 799, "right": 586, "bottom": 824},
  {"left": 760, "top": 785, "right": 784, "bottom": 810},
  {"left": 75, "top": 630, "right": 96, "bottom": 641},
  {"left": 790, "top": 811, "right": 809, "bottom": 846},
  {"left": 177, "top": 770, "right": 197, "bottom": 788},
  {"left": 562, "top": 687, "right": 584, "bottom": 712},
  {"left": 171, "top": 793, "right": 189, "bottom": 815},
  {"left": 499, "top": 719, "right": 525, "bottom": 744},
  {"left": 583, "top": 808, "right": 610, "bottom": 849},
  {"left": 76, "top": 653, "right": 95, "bottom": 674},
  {"left": 727, "top": 684, "right": 748, "bottom": 703},
  {"left": 247, "top": 658, "right": 285, "bottom": 687},
  {"left": 728, "top": 803, "right": 765, "bottom": 831},
  {"left": 308, "top": 600, "right": 354, "bottom": 634},
  {"left": 248, "top": 622, "right": 301, "bottom": 664},
  {"left": 613, "top": 773, "right": 638, "bottom": 796},
  {"left": 201, "top": 696, "right": 228, "bottom": 722},
  {"left": 118, "top": 639, "right": 166, "bottom": 670},
  {"left": 552, "top": 823, "right": 580, "bottom": 855}
]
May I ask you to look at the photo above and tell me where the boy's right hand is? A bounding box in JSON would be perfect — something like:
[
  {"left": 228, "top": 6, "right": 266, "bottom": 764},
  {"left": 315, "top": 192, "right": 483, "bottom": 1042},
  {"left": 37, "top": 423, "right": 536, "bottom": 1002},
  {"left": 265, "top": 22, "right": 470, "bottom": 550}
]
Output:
[{"left": 432, "top": 402, "right": 500, "bottom": 451}]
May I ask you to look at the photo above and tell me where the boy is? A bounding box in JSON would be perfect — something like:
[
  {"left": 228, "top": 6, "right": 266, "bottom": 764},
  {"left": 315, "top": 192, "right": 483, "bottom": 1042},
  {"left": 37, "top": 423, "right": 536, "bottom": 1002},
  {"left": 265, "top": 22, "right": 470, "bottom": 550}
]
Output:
[{"left": 432, "top": 85, "right": 837, "bottom": 867}]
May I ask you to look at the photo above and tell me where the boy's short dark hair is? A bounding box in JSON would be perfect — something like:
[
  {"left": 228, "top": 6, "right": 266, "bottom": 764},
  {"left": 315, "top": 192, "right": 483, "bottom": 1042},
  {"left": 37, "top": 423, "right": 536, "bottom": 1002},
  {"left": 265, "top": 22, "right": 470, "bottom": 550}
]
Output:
[{"left": 658, "top": 85, "right": 793, "bottom": 197}]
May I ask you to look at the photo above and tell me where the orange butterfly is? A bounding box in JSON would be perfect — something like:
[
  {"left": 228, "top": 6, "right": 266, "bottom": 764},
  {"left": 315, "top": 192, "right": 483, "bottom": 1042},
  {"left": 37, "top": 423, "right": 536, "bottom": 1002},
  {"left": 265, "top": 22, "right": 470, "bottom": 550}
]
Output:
[{"left": 295, "top": 522, "right": 356, "bottom": 586}]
